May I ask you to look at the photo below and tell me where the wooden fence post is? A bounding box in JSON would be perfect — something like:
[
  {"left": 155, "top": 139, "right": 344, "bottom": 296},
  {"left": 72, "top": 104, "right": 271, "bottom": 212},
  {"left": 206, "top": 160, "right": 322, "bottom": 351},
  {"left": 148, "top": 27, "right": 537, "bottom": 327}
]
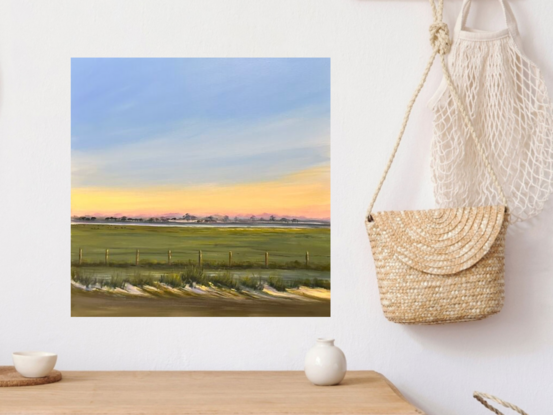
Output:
[
  {"left": 79, "top": 248, "right": 83, "bottom": 265},
  {"left": 92, "top": 247, "right": 318, "bottom": 270}
]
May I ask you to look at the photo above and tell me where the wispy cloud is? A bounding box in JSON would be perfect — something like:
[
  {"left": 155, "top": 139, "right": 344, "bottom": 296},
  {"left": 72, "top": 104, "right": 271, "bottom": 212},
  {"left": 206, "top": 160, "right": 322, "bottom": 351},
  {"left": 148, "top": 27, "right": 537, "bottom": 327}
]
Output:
[
  {"left": 72, "top": 107, "right": 329, "bottom": 188},
  {"left": 71, "top": 58, "right": 330, "bottom": 152}
]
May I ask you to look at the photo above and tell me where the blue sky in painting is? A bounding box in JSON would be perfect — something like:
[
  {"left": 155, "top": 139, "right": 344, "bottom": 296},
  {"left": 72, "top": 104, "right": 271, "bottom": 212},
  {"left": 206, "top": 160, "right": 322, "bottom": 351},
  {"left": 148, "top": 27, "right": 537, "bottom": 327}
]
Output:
[{"left": 71, "top": 58, "right": 330, "bottom": 188}]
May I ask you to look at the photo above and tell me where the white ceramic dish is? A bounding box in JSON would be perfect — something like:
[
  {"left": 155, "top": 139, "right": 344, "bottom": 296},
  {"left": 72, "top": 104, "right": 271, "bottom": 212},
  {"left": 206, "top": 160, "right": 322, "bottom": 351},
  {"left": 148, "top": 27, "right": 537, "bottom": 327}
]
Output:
[{"left": 12, "top": 352, "right": 57, "bottom": 378}]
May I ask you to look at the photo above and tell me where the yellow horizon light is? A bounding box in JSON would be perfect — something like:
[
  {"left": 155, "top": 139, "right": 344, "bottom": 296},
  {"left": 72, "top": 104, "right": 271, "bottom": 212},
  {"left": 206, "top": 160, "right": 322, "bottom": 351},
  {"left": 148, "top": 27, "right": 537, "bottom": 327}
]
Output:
[{"left": 71, "top": 166, "right": 330, "bottom": 219}]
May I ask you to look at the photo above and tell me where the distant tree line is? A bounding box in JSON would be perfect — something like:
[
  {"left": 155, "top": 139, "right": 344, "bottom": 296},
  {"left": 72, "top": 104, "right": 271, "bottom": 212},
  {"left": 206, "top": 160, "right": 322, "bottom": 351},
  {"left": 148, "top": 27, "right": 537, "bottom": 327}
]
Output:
[{"left": 74, "top": 213, "right": 308, "bottom": 223}]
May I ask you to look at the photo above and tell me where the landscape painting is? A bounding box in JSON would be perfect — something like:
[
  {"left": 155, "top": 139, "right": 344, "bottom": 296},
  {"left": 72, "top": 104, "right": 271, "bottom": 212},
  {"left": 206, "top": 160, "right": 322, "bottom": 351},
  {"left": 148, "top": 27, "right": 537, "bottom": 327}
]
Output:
[{"left": 71, "top": 58, "right": 330, "bottom": 317}]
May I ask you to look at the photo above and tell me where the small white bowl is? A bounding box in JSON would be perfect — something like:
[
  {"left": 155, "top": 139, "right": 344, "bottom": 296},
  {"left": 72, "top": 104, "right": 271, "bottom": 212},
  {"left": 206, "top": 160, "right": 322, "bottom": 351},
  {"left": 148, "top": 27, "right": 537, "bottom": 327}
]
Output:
[{"left": 12, "top": 352, "right": 57, "bottom": 378}]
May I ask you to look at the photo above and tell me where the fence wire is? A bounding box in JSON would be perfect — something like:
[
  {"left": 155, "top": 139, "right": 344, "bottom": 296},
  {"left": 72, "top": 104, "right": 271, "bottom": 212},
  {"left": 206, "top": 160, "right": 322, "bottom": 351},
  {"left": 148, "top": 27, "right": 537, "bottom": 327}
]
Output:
[{"left": 71, "top": 247, "right": 330, "bottom": 267}]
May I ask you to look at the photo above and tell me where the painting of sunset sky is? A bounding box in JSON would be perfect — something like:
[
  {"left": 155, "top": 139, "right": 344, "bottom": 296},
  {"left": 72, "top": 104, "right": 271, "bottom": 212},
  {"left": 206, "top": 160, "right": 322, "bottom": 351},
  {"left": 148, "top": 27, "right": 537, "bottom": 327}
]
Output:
[{"left": 71, "top": 58, "right": 330, "bottom": 317}]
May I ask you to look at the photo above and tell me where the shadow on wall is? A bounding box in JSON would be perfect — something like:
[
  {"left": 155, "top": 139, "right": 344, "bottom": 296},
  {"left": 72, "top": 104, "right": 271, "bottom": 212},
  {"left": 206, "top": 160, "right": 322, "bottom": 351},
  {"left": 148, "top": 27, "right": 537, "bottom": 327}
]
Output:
[{"left": 404, "top": 197, "right": 553, "bottom": 357}]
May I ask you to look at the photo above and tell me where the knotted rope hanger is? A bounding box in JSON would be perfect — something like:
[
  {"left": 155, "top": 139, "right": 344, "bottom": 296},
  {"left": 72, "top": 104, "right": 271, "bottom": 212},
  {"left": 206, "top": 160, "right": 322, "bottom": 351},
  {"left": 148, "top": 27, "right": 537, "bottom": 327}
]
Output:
[{"left": 366, "top": 0, "right": 508, "bottom": 222}]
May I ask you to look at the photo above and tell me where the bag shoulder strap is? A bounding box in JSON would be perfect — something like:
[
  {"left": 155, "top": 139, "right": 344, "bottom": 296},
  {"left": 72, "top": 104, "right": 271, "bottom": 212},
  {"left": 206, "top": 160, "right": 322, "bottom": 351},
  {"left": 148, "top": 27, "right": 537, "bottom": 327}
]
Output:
[{"left": 366, "top": 0, "right": 508, "bottom": 222}]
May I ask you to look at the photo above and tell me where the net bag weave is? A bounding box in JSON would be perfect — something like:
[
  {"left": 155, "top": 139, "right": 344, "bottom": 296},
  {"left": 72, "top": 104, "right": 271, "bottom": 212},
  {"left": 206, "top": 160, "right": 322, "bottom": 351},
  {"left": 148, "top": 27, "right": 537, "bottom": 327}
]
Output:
[
  {"left": 365, "top": 0, "right": 509, "bottom": 325},
  {"left": 429, "top": 0, "right": 553, "bottom": 223}
]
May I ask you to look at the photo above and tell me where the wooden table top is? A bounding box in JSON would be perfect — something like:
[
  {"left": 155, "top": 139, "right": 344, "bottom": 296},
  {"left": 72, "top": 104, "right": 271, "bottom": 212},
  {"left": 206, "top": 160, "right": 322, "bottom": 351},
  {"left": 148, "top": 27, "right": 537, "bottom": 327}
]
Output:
[{"left": 0, "top": 371, "right": 424, "bottom": 415}]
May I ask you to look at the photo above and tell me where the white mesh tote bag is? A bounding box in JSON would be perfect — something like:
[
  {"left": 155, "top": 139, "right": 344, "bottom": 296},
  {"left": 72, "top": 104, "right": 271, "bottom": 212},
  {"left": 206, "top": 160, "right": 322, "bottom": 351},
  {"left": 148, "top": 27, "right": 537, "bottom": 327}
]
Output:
[{"left": 429, "top": 0, "right": 553, "bottom": 222}]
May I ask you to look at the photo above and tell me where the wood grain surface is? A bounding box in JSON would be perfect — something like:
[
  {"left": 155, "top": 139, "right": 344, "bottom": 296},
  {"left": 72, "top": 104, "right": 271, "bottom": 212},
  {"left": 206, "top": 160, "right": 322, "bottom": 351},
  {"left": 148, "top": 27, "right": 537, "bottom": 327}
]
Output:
[
  {"left": 0, "top": 366, "right": 62, "bottom": 387},
  {"left": 0, "top": 371, "right": 424, "bottom": 415}
]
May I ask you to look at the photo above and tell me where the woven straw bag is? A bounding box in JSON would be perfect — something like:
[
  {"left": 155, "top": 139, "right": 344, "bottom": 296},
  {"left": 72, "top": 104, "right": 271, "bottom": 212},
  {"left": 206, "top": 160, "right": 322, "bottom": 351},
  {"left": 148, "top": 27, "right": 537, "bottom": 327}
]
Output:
[
  {"left": 474, "top": 392, "right": 528, "bottom": 415},
  {"left": 365, "top": 0, "right": 509, "bottom": 325}
]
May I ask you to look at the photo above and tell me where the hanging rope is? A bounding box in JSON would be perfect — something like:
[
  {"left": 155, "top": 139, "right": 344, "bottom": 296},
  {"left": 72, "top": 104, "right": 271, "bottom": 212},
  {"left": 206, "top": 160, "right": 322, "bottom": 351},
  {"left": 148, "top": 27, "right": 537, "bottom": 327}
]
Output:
[
  {"left": 366, "top": 0, "right": 507, "bottom": 221},
  {"left": 473, "top": 392, "right": 529, "bottom": 415}
]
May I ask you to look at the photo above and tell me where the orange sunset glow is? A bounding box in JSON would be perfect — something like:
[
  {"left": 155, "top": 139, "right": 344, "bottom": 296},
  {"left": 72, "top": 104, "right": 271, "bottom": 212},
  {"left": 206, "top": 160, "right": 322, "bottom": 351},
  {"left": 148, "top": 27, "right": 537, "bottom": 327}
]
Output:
[{"left": 71, "top": 165, "right": 330, "bottom": 219}]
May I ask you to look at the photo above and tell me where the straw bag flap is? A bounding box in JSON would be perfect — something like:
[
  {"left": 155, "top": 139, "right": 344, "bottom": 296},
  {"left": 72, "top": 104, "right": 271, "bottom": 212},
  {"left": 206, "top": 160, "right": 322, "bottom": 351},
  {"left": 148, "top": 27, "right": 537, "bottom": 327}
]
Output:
[{"left": 367, "top": 205, "right": 505, "bottom": 275}]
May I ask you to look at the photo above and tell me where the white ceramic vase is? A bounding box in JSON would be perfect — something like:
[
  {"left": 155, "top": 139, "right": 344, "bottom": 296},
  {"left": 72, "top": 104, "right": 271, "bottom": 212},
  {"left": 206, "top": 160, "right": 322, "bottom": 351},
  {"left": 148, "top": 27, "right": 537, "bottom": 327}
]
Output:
[{"left": 304, "top": 338, "right": 347, "bottom": 386}]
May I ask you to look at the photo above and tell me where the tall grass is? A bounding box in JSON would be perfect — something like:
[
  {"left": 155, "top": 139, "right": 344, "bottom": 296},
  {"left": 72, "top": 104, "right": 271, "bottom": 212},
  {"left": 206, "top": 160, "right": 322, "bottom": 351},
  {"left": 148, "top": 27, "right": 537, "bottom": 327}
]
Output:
[
  {"left": 128, "top": 274, "right": 155, "bottom": 287},
  {"left": 71, "top": 266, "right": 330, "bottom": 292},
  {"left": 72, "top": 259, "right": 330, "bottom": 272},
  {"left": 267, "top": 276, "right": 287, "bottom": 292},
  {"left": 71, "top": 269, "right": 97, "bottom": 288},
  {"left": 159, "top": 273, "right": 182, "bottom": 288},
  {"left": 101, "top": 274, "right": 127, "bottom": 289},
  {"left": 207, "top": 271, "right": 237, "bottom": 289},
  {"left": 180, "top": 265, "right": 204, "bottom": 285},
  {"left": 238, "top": 275, "right": 263, "bottom": 290}
]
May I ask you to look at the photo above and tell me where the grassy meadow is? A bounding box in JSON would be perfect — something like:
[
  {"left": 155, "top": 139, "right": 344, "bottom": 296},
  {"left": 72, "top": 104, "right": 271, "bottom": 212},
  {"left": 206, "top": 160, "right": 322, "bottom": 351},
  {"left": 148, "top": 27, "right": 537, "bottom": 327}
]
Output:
[
  {"left": 71, "top": 224, "right": 331, "bottom": 317},
  {"left": 71, "top": 224, "right": 330, "bottom": 268}
]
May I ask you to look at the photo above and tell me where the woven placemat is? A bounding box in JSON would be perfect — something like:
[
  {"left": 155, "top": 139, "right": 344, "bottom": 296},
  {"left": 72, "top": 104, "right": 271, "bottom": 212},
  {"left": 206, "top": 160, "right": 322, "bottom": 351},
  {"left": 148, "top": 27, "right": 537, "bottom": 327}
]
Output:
[{"left": 0, "top": 366, "right": 62, "bottom": 387}]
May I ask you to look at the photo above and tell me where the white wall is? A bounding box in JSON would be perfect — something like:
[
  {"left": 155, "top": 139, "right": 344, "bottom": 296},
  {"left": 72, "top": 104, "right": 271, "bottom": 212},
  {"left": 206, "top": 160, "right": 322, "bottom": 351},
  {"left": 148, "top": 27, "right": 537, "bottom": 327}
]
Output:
[{"left": 0, "top": 0, "right": 551, "bottom": 413}]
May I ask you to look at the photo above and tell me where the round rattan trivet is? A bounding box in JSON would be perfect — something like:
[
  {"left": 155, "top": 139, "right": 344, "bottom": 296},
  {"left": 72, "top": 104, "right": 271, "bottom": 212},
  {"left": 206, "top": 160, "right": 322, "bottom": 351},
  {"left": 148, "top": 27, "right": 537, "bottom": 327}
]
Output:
[{"left": 0, "top": 366, "right": 62, "bottom": 387}]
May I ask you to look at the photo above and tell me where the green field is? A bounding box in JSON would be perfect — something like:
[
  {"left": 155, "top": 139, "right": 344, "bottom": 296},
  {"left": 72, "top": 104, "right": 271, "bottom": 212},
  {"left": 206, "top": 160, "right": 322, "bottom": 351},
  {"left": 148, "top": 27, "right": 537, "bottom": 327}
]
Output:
[
  {"left": 71, "top": 224, "right": 330, "bottom": 269},
  {"left": 71, "top": 224, "right": 330, "bottom": 317}
]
